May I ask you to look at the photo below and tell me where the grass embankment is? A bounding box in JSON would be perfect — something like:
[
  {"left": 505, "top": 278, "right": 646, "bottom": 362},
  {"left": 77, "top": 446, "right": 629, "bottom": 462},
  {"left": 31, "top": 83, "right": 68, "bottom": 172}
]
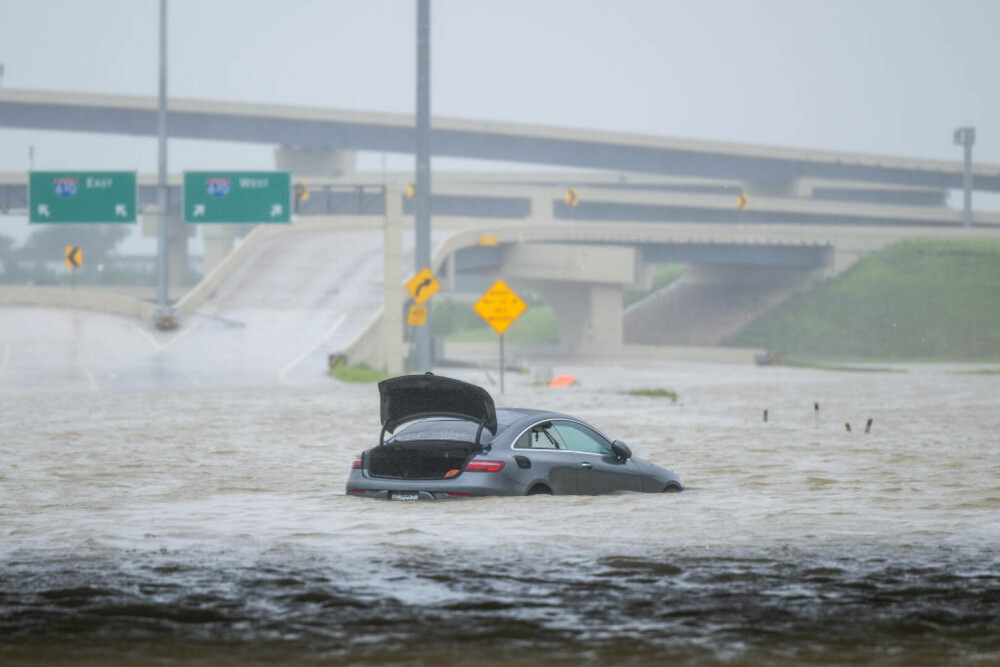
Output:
[
  {"left": 624, "top": 265, "right": 683, "bottom": 307},
  {"left": 429, "top": 298, "right": 558, "bottom": 343},
  {"left": 328, "top": 363, "right": 388, "bottom": 383},
  {"left": 430, "top": 265, "right": 682, "bottom": 343},
  {"left": 625, "top": 388, "right": 679, "bottom": 402},
  {"left": 726, "top": 239, "right": 1000, "bottom": 362}
]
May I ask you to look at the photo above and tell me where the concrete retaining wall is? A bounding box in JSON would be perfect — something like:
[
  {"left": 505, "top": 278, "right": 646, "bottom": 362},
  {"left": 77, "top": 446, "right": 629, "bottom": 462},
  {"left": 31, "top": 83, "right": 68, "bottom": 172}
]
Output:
[{"left": 0, "top": 285, "right": 155, "bottom": 320}]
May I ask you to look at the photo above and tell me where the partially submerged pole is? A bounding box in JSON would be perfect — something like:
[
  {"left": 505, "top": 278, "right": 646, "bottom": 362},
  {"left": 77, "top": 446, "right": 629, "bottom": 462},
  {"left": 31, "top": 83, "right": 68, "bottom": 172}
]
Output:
[{"left": 413, "top": 0, "right": 432, "bottom": 371}]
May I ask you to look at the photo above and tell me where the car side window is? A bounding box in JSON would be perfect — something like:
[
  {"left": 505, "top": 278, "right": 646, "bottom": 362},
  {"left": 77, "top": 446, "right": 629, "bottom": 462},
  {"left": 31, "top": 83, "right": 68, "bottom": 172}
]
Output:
[
  {"left": 551, "top": 421, "right": 613, "bottom": 456},
  {"left": 515, "top": 422, "right": 564, "bottom": 450}
]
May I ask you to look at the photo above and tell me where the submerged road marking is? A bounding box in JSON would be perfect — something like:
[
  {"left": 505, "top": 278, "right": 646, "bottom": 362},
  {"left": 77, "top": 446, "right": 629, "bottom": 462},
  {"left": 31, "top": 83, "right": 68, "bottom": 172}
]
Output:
[
  {"left": 127, "top": 321, "right": 202, "bottom": 354},
  {"left": 278, "top": 314, "right": 347, "bottom": 387},
  {"left": 0, "top": 341, "right": 10, "bottom": 377}
]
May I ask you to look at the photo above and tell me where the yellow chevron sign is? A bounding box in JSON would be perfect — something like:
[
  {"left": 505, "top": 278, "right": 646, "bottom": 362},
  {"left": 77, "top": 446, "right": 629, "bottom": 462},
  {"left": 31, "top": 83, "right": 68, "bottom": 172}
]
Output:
[{"left": 65, "top": 245, "right": 82, "bottom": 269}]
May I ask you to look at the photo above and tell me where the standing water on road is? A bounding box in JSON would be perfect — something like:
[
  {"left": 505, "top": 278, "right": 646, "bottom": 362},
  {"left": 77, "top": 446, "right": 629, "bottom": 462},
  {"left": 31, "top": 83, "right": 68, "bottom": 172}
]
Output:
[{"left": 2, "top": 361, "right": 999, "bottom": 664}]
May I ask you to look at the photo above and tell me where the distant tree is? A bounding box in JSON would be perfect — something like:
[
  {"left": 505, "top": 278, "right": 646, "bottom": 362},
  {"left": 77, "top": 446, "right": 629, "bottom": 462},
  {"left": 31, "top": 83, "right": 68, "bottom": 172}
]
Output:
[{"left": 17, "top": 225, "right": 131, "bottom": 261}]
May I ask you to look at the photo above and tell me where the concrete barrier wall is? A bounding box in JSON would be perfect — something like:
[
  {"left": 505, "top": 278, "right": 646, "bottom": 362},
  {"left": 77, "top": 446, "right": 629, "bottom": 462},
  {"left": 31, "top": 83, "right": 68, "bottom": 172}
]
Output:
[
  {"left": 342, "top": 306, "right": 385, "bottom": 369},
  {"left": 175, "top": 224, "right": 278, "bottom": 317},
  {"left": 0, "top": 285, "right": 155, "bottom": 320}
]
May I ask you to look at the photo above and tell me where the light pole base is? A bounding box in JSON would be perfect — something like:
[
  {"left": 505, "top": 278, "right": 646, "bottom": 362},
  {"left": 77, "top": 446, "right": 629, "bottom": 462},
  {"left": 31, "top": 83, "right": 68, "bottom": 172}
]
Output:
[{"left": 152, "top": 307, "right": 179, "bottom": 330}]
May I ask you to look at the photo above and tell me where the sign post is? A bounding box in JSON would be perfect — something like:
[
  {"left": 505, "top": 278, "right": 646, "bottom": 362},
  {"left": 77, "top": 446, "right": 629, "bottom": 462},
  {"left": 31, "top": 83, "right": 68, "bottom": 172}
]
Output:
[
  {"left": 183, "top": 171, "right": 292, "bottom": 223},
  {"left": 405, "top": 268, "right": 440, "bottom": 341},
  {"left": 65, "top": 245, "right": 81, "bottom": 289},
  {"left": 474, "top": 279, "right": 527, "bottom": 393},
  {"left": 29, "top": 172, "right": 137, "bottom": 223}
]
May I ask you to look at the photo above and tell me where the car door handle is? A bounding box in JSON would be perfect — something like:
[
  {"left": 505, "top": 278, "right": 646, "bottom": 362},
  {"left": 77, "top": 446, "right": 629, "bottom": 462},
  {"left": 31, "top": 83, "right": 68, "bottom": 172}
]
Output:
[{"left": 580, "top": 462, "right": 594, "bottom": 470}]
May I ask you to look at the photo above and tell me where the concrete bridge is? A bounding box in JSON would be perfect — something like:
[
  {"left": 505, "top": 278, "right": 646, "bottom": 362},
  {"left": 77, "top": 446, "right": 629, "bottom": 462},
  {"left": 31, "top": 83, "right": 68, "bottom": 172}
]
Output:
[
  {"left": 3, "top": 88, "right": 1000, "bottom": 194},
  {"left": 5, "top": 89, "right": 1000, "bottom": 372}
]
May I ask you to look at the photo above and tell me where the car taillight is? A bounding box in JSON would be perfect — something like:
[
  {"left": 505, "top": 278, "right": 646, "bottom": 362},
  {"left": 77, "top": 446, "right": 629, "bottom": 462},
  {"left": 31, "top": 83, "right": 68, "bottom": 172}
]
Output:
[
  {"left": 464, "top": 460, "right": 505, "bottom": 473},
  {"left": 352, "top": 455, "right": 363, "bottom": 469}
]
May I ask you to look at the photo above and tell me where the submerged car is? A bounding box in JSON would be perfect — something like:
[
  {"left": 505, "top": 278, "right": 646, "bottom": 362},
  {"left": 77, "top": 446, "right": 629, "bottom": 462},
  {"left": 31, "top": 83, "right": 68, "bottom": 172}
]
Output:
[{"left": 346, "top": 373, "right": 684, "bottom": 499}]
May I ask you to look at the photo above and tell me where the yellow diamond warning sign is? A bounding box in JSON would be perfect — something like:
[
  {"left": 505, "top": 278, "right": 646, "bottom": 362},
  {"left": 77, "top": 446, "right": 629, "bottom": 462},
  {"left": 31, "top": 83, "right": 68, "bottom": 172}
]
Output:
[
  {"left": 405, "top": 267, "right": 440, "bottom": 305},
  {"left": 474, "top": 279, "right": 527, "bottom": 335}
]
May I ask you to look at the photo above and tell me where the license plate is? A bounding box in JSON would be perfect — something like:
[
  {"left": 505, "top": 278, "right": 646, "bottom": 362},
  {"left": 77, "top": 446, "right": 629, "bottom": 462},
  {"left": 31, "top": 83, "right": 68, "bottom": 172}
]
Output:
[{"left": 390, "top": 492, "right": 419, "bottom": 501}]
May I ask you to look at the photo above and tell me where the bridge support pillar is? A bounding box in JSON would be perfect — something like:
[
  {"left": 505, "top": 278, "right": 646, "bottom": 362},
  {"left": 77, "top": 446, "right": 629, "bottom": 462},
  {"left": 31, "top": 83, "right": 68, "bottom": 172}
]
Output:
[
  {"left": 142, "top": 209, "right": 192, "bottom": 294},
  {"left": 202, "top": 225, "right": 240, "bottom": 276},
  {"left": 531, "top": 282, "right": 624, "bottom": 353},
  {"left": 500, "top": 242, "right": 636, "bottom": 354},
  {"left": 382, "top": 183, "right": 405, "bottom": 376},
  {"left": 274, "top": 146, "right": 356, "bottom": 178}
]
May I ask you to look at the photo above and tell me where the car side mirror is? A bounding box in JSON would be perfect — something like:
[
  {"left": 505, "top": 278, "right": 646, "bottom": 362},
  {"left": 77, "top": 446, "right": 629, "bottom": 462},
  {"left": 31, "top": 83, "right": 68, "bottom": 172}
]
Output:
[{"left": 611, "top": 440, "right": 632, "bottom": 461}]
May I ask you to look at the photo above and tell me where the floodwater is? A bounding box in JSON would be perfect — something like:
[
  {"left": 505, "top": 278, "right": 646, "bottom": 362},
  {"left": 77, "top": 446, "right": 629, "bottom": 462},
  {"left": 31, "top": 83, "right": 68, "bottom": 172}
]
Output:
[{"left": 2, "top": 360, "right": 1000, "bottom": 665}]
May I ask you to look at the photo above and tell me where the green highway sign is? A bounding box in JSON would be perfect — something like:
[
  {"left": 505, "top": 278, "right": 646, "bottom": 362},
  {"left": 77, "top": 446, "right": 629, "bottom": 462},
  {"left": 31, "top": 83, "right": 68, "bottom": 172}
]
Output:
[
  {"left": 184, "top": 171, "right": 291, "bottom": 223},
  {"left": 29, "top": 171, "right": 137, "bottom": 223}
]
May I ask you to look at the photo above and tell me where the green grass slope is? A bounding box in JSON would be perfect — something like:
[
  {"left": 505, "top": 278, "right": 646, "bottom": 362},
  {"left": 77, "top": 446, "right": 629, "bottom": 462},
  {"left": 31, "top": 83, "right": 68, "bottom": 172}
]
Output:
[{"left": 726, "top": 239, "right": 1000, "bottom": 362}]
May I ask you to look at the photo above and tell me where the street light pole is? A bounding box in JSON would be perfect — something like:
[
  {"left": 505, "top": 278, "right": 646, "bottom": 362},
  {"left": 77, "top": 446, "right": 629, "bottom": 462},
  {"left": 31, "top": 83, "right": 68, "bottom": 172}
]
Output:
[
  {"left": 156, "top": 0, "right": 169, "bottom": 308},
  {"left": 953, "top": 126, "right": 975, "bottom": 229},
  {"left": 152, "top": 0, "right": 178, "bottom": 329},
  {"left": 413, "top": 0, "right": 432, "bottom": 371}
]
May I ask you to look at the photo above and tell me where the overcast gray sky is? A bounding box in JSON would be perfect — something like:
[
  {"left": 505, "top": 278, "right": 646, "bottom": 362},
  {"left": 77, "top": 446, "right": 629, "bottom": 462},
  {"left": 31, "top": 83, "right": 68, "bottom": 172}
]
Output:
[{"left": 1, "top": 0, "right": 998, "bottom": 176}]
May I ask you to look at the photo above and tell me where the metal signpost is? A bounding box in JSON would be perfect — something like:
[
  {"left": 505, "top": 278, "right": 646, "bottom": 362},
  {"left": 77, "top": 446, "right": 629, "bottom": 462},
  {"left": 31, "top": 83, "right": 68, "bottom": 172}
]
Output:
[
  {"left": 953, "top": 127, "right": 975, "bottom": 228},
  {"left": 65, "top": 245, "right": 81, "bottom": 289},
  {"left": 405, "top": 267, "right": 439, "bottom": 332},
  {"left": 474, "top": 279, "right": 527, "bottom": 393},
  {"left": 28, "top": 171, "right": 137, "bottom": 223},
  {"left": 183, "top": 171, "right": 291, "bottom": 223},
  {"left": 154, "top": 0, "right": 172, "bottom": 327},
  {"left": 413, "top": 0, "right": 433, "bottom": 371}
]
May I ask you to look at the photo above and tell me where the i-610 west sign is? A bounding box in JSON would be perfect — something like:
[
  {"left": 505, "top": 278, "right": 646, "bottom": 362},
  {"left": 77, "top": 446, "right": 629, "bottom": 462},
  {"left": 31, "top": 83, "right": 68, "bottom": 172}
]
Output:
[
  {"left": 184, "top": 171, "right": 291, "bottom": 223},
  {"left": 29, "top": 171, "right": 137, "bottom": 223}
]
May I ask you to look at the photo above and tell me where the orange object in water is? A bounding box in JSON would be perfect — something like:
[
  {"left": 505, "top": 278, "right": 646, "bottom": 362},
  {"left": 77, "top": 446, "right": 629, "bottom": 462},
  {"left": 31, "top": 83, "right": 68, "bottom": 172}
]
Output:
[
  {"left": 444, "top": 469, "right": 460, "bottom": 478},
  {"left": 549, "top": 374, "right": 577, "bottom": 388}
]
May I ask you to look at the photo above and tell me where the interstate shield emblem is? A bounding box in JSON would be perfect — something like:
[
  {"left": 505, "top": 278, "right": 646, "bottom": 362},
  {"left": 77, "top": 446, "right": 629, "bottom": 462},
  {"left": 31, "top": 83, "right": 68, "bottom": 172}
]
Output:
[
  {"left": 205, "top": 178, "right": 231, "bottom": 198},
  {"left": 53, "top": 178, "right": 78, "bottom": 199}
]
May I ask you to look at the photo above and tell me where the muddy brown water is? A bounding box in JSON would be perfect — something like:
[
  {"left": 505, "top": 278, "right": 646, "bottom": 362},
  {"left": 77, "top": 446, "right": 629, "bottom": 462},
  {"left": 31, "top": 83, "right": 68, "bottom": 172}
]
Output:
[{"left": 2, "top": 361, "right": 999, "bottom": 665}]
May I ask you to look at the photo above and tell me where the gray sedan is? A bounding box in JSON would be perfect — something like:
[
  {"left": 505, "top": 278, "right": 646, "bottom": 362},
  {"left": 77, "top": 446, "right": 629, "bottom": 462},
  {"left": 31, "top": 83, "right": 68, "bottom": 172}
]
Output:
[{"left": 346, "top": 374, "right": 684, "bottom": 499}]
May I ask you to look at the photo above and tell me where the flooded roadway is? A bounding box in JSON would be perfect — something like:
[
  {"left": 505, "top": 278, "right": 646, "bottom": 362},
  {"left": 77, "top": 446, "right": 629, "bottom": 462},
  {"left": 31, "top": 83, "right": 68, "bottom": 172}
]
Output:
[{"left": 2, "top": 344, "right": 999, "bottom": 664}]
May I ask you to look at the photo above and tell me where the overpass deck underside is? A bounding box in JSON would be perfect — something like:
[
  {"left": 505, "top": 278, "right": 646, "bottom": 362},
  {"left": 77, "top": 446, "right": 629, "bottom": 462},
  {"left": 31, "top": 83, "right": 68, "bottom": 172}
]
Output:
[{"left": 2, "top": 182, "right": 993, "bottom": 229}]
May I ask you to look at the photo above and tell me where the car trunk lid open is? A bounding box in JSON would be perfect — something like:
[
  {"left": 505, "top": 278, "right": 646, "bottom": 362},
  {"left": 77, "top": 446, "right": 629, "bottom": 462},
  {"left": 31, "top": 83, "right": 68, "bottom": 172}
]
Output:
[{"left": 378, "top": 374, "right": 497, "bottom": 440}]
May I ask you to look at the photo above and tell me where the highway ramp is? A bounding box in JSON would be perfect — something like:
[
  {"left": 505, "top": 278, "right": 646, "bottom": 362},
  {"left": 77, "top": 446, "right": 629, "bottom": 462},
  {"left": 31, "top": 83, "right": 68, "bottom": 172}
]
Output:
[{"left": 0, "top": 227, "right": 393, "bottom": 392}]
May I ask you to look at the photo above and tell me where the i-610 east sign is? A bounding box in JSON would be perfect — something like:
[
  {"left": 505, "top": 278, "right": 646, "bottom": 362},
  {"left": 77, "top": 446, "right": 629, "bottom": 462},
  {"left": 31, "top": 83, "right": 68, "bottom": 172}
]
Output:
[
  {"left": 184, "top": 171, "right": 291, "bottom": 223},
  {"left": 29, "top": 171, "right": 137, "bottom": 223}
]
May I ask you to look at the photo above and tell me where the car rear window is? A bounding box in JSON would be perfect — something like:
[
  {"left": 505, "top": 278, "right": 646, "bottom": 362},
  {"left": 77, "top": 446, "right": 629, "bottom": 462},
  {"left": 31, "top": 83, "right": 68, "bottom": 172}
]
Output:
[{"left": 389, "top": 418, "right": 490, "bottom": 444}]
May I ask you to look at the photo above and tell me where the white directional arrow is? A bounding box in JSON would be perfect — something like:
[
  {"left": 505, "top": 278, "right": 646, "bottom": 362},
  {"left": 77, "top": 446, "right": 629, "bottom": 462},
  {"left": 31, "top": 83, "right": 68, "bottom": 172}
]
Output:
[
  {"left": 38, "top": 204, "right": 50, "bottom": 217},
  {"left": 193, "top": 204, "right": 206, "bottom": 218},
  {"left": 115, "top": 204, "right": 128, "bottom": 217},
  {"left": 270, "top": 203, "right": 283, "bottom": 217}
]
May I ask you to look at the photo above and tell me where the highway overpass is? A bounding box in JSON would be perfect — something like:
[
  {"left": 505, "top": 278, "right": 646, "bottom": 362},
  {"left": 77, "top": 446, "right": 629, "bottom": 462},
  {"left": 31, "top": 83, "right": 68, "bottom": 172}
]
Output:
[
  {"left": 3, "top": 88, "right": 1000, "bottom": 193},
  {"left": 4, "top": 171, "right": 999, "bottom": 229}
]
